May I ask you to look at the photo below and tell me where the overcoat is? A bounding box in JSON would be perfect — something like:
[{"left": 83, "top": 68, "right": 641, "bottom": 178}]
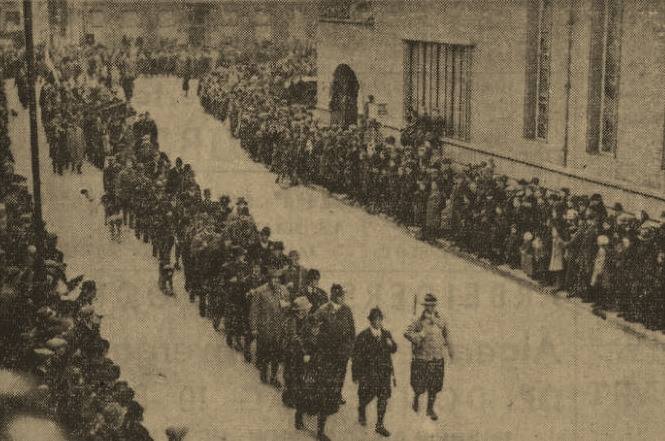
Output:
[
  {"left": 67, "top": 124, "right": 86, "bottom": 166},
  {"left": 249, "top": 282, "right": 290, "bottom": 346},
  {"left": 299, "top": 302, "right": 356, "bottom": 414},
  {"left": 426, "top": 189, "right": 444, "bottom": 230},
  {"left": 352, "top": 328, "right": 397, "bottom": 401},
  {"left": 295, "top": 311, "right": 350, "bottom": 416},
  {"left": 280, "top": 312, "right": 312, "bottom": 408},
  {"left": 300, "top": 286, "right": 328, "bottom": 313}
]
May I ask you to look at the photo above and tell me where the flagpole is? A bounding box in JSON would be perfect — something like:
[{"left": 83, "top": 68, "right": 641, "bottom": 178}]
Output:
[{"left": 23, "top": 0, "right": 47, "bottom": 303}]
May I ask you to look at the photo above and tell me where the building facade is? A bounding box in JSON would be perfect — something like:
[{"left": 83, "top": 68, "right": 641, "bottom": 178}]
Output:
[
  {"left": 70, "top": 0, "right": 317, "bottom": 48},
  {"left": 0, "top": 1, "right": 51, "bottom": 46},
  {"left": 316, "top": 0, "right": 665, "bottom": 214}
]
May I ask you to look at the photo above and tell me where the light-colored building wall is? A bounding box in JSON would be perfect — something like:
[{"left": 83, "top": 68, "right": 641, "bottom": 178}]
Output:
[
  {"left": 73, "top": 0, "right": 317, "bottom": 48},
  {"left": 316, "top": 0, "right": 665, "bottom": 215}
]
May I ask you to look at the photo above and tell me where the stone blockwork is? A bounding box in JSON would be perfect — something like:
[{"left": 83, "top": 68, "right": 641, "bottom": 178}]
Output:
[{"left": 317, "top": 0, "right": 665, "bottom": 215}]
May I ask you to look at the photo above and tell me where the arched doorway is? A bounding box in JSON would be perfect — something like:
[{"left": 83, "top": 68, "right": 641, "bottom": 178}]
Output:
[{"left": 329, "top": 64, "right": 359, "bottom": 128}]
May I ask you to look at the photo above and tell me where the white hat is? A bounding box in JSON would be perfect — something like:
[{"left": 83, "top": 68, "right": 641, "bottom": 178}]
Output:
[{"left": 293, "top": 296, "right": 312, "bottom": 312}]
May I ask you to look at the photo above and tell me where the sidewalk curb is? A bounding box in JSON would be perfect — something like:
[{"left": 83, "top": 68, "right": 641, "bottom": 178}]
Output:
[
  {"left": 435, "top": 237, "right": 665, "bottom": 349},
  {"left": 210, "top": 103, "right": 665, "bottom": 350},
  {"left": 310, "top": 187, "right": 665, "bottom": 349}
]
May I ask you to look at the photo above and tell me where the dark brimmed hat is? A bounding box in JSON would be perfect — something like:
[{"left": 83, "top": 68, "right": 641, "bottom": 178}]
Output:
[
  {"left": 331, "top": 284, "right": 345, "bottom": 297},
  {"left": 368, "top": 307, "right": 383, "bottom": 321},
  {"left": 421, "top": 293, "right": 438, "bottom": 306}
]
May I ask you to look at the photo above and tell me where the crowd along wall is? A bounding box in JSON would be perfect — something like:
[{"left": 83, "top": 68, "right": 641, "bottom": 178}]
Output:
[{"left": 316, "top": 0, "right": 665, "bottom": 215}]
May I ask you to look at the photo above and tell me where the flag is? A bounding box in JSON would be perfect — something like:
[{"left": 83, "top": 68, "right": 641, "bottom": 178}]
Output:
[{"left": 43, "top": 47, "right": 59, "bottom": 84}]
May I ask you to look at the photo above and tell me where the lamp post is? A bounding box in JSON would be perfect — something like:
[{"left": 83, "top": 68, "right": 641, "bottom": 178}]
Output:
[{"left": 22, "top": 0, "right": 47, "bottom": 303}]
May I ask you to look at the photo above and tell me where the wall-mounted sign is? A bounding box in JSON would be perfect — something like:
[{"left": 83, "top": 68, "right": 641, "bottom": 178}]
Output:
[{"left": 319, "top": 1, "right": 374, "bottom": 24}]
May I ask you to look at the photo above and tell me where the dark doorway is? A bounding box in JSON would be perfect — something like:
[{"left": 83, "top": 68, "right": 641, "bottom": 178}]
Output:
[
  {"left": 329, "top": 64, "right": 359, "bottom": 128},
  {"left": 187, "top": 4, "right": 209, "bottom": 47}
]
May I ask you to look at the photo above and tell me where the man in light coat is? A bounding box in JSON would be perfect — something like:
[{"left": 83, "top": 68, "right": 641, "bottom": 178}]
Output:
[
  {"left": 250, "top": 268, "right": 291, "bottom": 387},
  {"left": 404, "top": 293, "right": 454, "bottom": 421}
]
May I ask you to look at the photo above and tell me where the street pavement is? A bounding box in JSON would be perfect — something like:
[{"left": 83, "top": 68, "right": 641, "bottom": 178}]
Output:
[{"left": 9, "top": 77, "right": 665, "bottom": 441}]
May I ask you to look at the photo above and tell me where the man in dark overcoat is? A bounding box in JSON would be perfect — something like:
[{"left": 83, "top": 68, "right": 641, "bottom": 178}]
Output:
[
  {"left": 292, "top": 284, "right": 354, "bottom": 440},
  {"left": 352, "top": 307, "right": 396, "bottom": 437},
  {"left": 284, "top": 250, "right": 307, "bottom": 299},
  {"left": 300, "top": 269, "right": 328, "bottom": 313},
  {"left": 313, "top": 284, "right": 355, "bottom": 406},
  {"left": 280, "top": 296, "right": 312, "bottom": 408},
  {"left": 248, "top": 226, "right": 272, "bottom": 266},
  {"left": 250, "top": 268, "right": 290, "bottom": 386}
]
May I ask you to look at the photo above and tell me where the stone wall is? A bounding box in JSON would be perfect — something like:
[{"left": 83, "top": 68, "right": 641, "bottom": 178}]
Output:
[{"left": 316, "top": 0, "right": 665, "bottom": 214}]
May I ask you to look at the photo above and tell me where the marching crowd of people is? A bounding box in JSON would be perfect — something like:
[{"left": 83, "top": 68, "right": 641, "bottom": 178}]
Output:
[
  {"left": 95, "top": 84, "right": 453, "bottom": 441},
  {"left": 135, "top": 45, "right": 214, "bottom": 79},
  {"left": 31, "top": 40, "right": 455, "bottom": 440},
  {"left": 5, "top": 31, "right": 665, "bottom": 440},
  {"left": 0, "top": 65, "right": 155, "bottom": 440},
  {"left": 197, "top": 42, "right": 665, "bottom": 332}
]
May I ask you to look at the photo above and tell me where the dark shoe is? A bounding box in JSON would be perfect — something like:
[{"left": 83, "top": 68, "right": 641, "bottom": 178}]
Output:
[
  {"left": 375, "top": 426, "right": 391, "bottom": 437},
  {"left": 338, "top": 397, "right": 346, "bottom": 405},
  {"left": 412, "top": 397, "right": 419, "bottom": 413},
  {"left": 426, "top": 409, "right": 438, "bottom": 421},
  {"left": 317, "top": 433, "right": 331, "bottom": 441},
  {"left": 295, "top": 413, "right": 304, "bottom": 430},
  {"left": 270, "top": 378, "right": 282, "bottom": 389},
  {"left": 358, "top": 409, "right": 366, "bottom": 426}
]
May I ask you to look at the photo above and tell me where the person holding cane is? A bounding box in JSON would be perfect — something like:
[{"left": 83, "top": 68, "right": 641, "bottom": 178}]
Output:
[
  {"left": 404, "top": 293, "right": 454, "bottom": 421},
  {"left": 352, "top": 307, "right": 397, "bottom": 437}
]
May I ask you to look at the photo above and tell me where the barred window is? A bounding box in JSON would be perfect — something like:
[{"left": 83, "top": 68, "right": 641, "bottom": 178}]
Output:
[
  {"left": 524, "top": 0, "right": 553, "bottom": 140},
  {"left": 587, "top": 0, "right": 623, "bottom": 154},
  {"left": 404, "top": 41, "right": 473, "bottom": 141}
]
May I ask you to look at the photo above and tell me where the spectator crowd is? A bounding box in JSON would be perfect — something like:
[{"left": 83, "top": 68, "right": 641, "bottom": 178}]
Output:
[
  {"left": 5, "top": 34, "right": 664, "bottom": 441},
  {"left": 197, "top": 41, "right": 665, "bottom": 332},
  {"left": 0, "top": 64, "right": 154, "bottom": 440}
]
